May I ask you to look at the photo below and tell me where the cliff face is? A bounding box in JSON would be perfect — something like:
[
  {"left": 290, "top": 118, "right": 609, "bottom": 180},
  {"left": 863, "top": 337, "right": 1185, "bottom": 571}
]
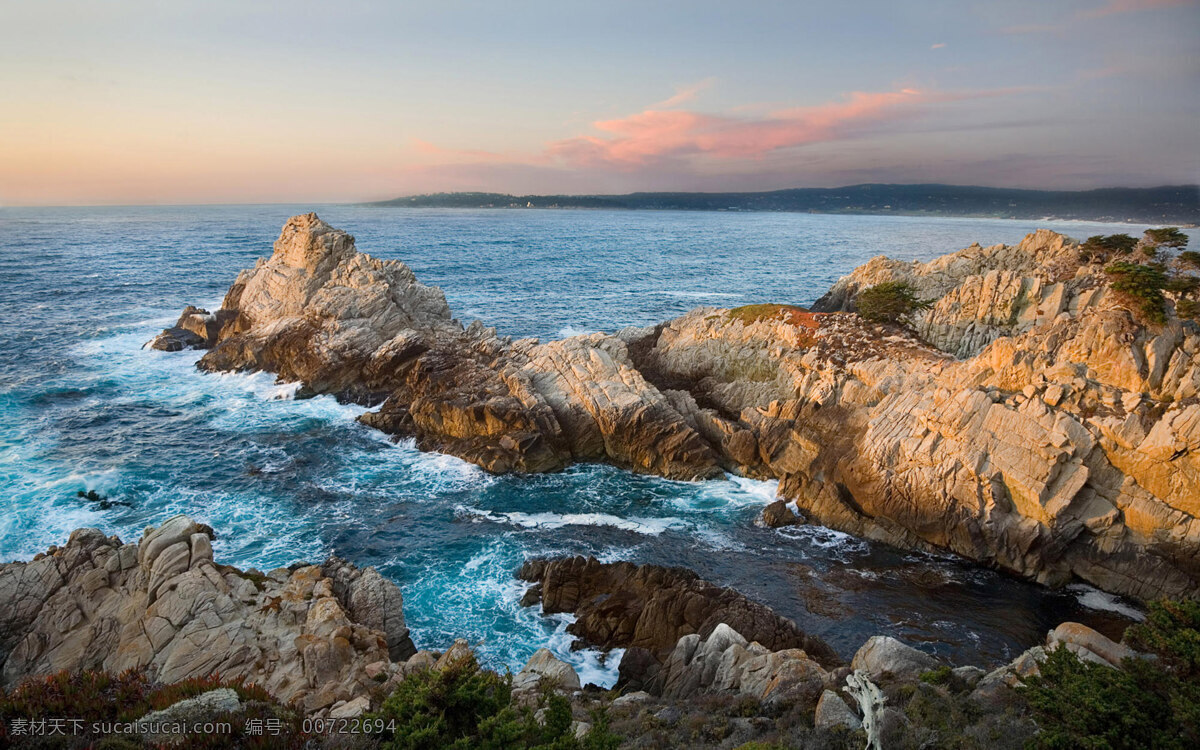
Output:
[{"left": 151, "top": 216, "right": 1200, "bottom": 600}]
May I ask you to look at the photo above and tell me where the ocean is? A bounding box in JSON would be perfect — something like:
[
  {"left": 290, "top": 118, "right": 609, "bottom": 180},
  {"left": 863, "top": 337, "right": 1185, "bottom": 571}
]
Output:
[{"left": 0, "top": 205, "right": 1154, "bottom": 684}]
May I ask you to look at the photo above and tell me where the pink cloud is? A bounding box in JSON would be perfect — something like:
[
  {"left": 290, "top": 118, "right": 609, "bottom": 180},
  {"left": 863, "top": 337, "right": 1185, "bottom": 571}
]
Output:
[{"left": 543, "top": 89, "right": 948, "bottom": 169}]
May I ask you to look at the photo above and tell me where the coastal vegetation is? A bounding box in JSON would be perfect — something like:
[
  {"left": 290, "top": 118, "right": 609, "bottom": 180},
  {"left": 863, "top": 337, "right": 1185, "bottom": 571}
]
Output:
[
  {"left": 1096, "top": 227, "right": 1196, "bottom": 325},
  {"left": 1020, "top": 600, "right": 1200, "bottom": 750},
  {"left": 854, "top": 281, "right": 932, "bottom": 324},
  {"left": 727, "top": 304, "right": 813, "bottom": 327},
  {"left": 369, "top": 654, "right": 620, "bottom": 750}
]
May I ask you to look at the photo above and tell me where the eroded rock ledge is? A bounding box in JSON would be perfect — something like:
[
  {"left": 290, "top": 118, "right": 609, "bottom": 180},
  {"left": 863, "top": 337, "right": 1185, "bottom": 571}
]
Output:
[{"left": 151, "top": 215, "right": 1200, "bottom": 600}]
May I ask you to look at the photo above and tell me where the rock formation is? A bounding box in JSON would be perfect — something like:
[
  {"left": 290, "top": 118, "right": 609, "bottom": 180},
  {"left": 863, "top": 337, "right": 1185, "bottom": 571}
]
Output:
[
  {"left": 152, "top": 216, "right": 1200, "bottom": 601},
  {"left": 516, "top": 556, "right": 841, "bottom": 695},
  {"left": 0, "top": 515, "right": 415, "bottom": 715}
]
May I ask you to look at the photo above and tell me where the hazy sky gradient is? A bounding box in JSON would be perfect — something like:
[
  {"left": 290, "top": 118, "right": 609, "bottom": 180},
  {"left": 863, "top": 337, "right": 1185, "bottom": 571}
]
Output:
[{"left": 2, "top": 0, "right": 1198, "bottom": 205}]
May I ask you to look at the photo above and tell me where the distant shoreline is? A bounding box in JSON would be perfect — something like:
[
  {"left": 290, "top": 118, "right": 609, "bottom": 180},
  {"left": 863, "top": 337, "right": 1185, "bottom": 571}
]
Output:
[{"left": 364, "top": 183, "right": 1200, "bottom": 225}]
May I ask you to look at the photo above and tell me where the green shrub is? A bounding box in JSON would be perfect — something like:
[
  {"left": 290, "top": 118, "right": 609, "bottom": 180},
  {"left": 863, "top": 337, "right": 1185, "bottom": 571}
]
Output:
[
  {"left": 370, "top": 653, "right": 618, "bottom": 750},
  {"left": 1179, "top": 250, "right": 1200, "bottom": 270},
  {"left": 1166, "top": 274, "right": 1199, "bottom": 297},
  {"left": 1019, "top": 598, "right": 1200, "bottom": 749},
  {"left": 1178, "top": 299, "right": 1199, "bottom": 320},
  {"left": 1104, "top": 261, "right": 1168, "bottom": 324},
  {"left": 855, "top": 281, "right": 932, "bottom": 324},
  {"left": 920, "top": 666, "right": 954, "bottom": 685},
  {"left": 1125, "top": 599, "right": 1200, "bottom": 678}
]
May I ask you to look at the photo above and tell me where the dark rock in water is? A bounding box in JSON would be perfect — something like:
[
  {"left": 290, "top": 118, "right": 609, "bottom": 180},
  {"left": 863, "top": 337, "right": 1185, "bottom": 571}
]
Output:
[
  {"left": 516, "top": 556, "right": 841, "bottom": 692},
  {"left": 147, "top": 305, "right": 240, "bottom": 351},
  {"left": 762, "top": 499, "right": 800, "bottom": 527}
]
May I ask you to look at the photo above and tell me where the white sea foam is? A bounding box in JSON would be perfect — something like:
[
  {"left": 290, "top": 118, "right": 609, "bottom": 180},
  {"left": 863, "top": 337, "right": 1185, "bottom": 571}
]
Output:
[
  {"left": 542, "top": 612, "right": 624, "bottom": 688},
  {"left": 556, "top": 325, "right": 595, "bottom": 338},
  {"left": 664, "top": 473, "right": 778, "bottom": 515},
  {"left": 457, "top": 506, "right": 688, "bottom": 535},
  {"left": 1067, "top": 584, "right": 1145, "bottom": 621}
]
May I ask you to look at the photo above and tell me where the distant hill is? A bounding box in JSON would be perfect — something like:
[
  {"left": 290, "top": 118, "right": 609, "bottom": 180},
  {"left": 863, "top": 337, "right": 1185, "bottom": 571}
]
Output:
[{"left": 368, "top": 184, "right": 1200, "bottom": 224}]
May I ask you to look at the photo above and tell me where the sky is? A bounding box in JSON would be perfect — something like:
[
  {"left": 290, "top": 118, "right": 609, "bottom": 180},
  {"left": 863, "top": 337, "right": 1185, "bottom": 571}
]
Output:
[{"left": 1, "top": 0, "right": 1198, "bottom": 205}]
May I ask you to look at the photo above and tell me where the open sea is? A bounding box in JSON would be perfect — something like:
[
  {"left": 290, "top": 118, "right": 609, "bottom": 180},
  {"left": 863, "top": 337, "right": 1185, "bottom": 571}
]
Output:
[{"left": 0, "top": 205, "right": 1158, "bottom": 684}]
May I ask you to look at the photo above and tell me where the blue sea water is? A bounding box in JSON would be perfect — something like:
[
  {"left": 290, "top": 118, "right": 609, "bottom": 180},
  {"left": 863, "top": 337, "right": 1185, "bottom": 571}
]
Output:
[{"left": 0, "top": 206, "right": 1161, "bottom": 683}]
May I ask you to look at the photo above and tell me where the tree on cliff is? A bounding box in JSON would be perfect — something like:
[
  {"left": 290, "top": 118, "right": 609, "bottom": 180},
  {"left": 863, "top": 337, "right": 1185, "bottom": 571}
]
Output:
[
  {"left": 1080, "top": 233, "right": 1138, "bottom": 263},
  {"left": 855, "top": 282, "right": 932, "bottom": 324},
  {"left": 1105, "top": 261, "right": 1169, "bottom": 324},
  {"left": 1145, "top": 227, "right": 1189, "bottom": 249}
]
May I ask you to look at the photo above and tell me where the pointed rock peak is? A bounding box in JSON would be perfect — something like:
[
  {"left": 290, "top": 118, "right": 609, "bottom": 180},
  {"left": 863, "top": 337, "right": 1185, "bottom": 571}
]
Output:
[
  {"left": 1018, "top": 228, "right": 1073, "bottom": 256},
  {"left": 273, "top": 212, "right": 357, "bottom": 271}
]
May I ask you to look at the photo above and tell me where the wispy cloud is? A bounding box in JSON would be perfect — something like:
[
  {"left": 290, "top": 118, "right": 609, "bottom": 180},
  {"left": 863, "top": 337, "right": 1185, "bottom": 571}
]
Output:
[
  {"left": 653, "top": 77, "right": 717, "bottom": 109},
  {"left": 930, "top": 42, "right": 947, "bottom": 49},
  {"left": 1078, "top": 0, "right": 1196, "bottom": 19},
  {"left": 407, "top": 85, "right": 1031, "bottom": 183},
  {"left": 540, "top": 87, "right": 1018, "bottom": 170}
]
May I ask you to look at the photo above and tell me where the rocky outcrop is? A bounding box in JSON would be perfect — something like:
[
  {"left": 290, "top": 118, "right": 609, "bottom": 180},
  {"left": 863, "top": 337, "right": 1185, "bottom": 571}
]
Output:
[
  {"left": 0, "top": 515, "right": 414, "bottom": 714},
  {"left": 653, "top": 623, "right": 831, "bottom": 706},
  {"left": 153, "top": 216, "right": 1200, "bottom": 600},
  {"left": 516, "top": 556, "right": 840, "bottom": 695},
  {"left": 155, "top": 213, "right": 720, "bottom": 479},
  {"left": 630, "top": 232, "right": 1200, "bottom": 600}
]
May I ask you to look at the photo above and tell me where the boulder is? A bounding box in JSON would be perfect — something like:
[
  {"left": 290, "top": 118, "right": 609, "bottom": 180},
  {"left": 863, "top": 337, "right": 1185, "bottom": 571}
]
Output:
[
  {"left": 513, "top": 648, "right": 582, "bottom": 693},
  {"left": 762, "top": 499, "right": 800, "bottom": 528},
  {"left": 815, "top": 689, "right": 862, "bottom": 730},
  {"left": 136, "top": 688, "right": 240, "bottom": 745},
  {"left": 1045, "top": 622, "right": 1135, "bottom": 668},
  {"left": 850, "top": 636, "right": 941, "bottom": 683}
]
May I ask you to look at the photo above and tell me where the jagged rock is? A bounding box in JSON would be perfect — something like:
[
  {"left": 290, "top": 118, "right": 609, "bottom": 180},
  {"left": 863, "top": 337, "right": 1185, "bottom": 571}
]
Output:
[
  {"left": 434, "top": 639, "right": 474, "bottom": 670},
  {"left": 0, "top": 516, "right": 407, "bottom": 715},
  {"left": 513, "top": 648, "right": 581, "bottom": 693},
  {"left": 654, "top": 623, "right": 828, "bottom": 707},
  {"left": 136, "top": 688, "right": 241, "bottom": 745},
  {"left": 850, "top": 636, "right": 941, "bottom": 683},
  {"left": 761, "top": 499, "right": 800, "bottom": 527},
  {"left": 321, "top": 557, "right": 415, "bottom": 661},
  {"left": 517, "top": 556, "right": 839, "bottom": 691},
  {"left": 815, "top": 689, "right": 862, "bottom": 730}
]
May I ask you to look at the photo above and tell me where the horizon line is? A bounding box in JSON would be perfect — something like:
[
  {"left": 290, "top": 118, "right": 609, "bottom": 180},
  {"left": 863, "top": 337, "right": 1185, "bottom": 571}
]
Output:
[{"left": 4, "top": 181, "right": 1199, "bottom": 210}]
